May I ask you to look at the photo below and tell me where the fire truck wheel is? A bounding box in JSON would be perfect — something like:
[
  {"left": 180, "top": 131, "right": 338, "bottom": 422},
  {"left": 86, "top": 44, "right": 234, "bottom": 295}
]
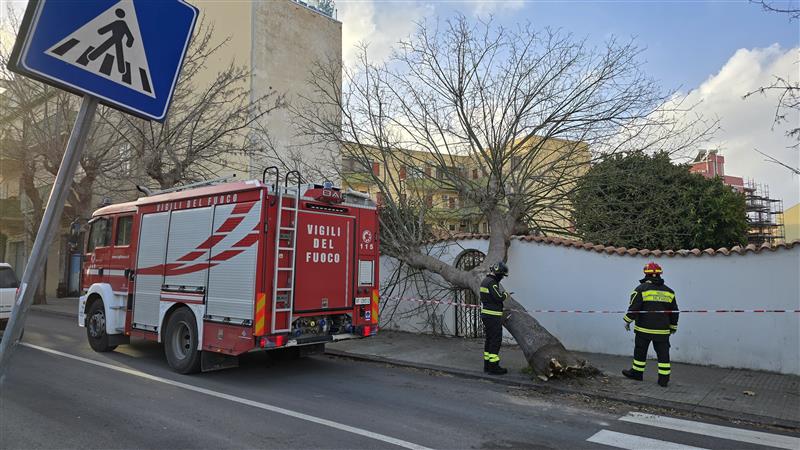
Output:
[
  {"left": 164, "top": 307, "right": 201, "bottom": 374},
  {"left": 86, "top": 300, "right": 117, "bottom": 352}
]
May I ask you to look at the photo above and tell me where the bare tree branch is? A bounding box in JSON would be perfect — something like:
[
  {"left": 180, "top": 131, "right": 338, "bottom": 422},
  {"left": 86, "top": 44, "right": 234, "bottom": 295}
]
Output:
[
  {"left": 751, "top": 0, "right": 800, "bottom": 20},
  {"left": 755, "top": 147, "right": 800, "bottom": 174}
]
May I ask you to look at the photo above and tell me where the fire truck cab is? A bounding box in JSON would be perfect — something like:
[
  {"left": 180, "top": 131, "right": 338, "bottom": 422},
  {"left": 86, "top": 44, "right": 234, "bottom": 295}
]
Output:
[{"left": 78, "top": 172, "right": 379, "bottom": 373}]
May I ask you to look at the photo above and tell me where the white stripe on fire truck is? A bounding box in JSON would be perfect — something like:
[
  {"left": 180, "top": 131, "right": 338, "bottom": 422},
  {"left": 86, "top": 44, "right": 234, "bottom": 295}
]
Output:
[
  {"left": 20, "top": 343, "right": 432, "bottom": 450},
  {"left": 84, "top": 268, "right": 126, "bottom": 276},
  {"left": 160, "top": 292, "right": 204, "bottom": 301}
]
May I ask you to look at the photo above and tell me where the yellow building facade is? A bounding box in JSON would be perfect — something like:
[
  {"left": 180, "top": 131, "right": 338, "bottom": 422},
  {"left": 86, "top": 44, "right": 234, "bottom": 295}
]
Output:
[
  {"left": 342, "top": 137, "right": 590, "bottom": 236},
  {"left": 784, "top": 203, "right": 800, "bottom": 243}
]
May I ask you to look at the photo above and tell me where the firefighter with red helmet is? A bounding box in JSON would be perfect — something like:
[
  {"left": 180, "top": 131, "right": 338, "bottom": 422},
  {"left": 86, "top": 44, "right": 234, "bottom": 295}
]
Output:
[
  {"left": 622, "top": 262, "right": 679, "bottom": 387},
  {"left": 480, "top": 261, "right": 509, "bottom": 375}
]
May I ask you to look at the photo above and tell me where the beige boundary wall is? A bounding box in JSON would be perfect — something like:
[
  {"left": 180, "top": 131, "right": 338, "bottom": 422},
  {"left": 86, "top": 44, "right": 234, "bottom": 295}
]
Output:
[{"left": 379, "top": 237, "right": 800, "bottom": 375}]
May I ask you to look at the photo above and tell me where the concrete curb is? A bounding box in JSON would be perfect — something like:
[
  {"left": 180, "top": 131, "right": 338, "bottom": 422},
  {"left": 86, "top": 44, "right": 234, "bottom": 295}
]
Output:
[
  {"left": 30, "top": 306, "right": 75, "bottom": 320},
  {"left": 325, "top": 349, "right": 800, "bottom": 431}
]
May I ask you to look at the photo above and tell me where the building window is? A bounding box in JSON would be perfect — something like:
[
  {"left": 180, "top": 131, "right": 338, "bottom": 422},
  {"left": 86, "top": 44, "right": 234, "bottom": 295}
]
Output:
[
  {"left": 372, "top": 162, "right": 380, "bottom": 176},
  {"left": 406, "top": 166, "right": 424, "bottom": 179},
  {"left": 511, "top": 156, "right": 522, "bottom": 171},
  {"left": 436, "top": 166, "right": 462, "bottom": 180},
  {"left": 449, "top": 224, "right": 456, "bottom": 231},
  {"left": 343, "top": 157, "right": 372, "bottom": 174},
  {"left": 399, "top": 166, "right": 407, "bottom": 180},
  {"left": 342, "top": 157, "right": 358, "bottom": 173},
  {"left": 449, "top": 196, "right": 456, "bottom": 209},
  {"left": 472, "top": 168, "right": 479, "bottom": 179}
]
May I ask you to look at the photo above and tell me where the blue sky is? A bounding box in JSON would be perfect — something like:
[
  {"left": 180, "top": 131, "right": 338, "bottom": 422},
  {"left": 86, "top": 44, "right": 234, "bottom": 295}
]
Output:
[
  {"left": 341, "top": 0, "right": 797, "bottom": 93},
  {"left": 480, "top": 1, "right": 798, "bottom": 91}
]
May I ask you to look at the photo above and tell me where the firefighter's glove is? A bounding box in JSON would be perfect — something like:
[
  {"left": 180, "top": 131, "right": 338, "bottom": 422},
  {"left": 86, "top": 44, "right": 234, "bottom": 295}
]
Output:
[{"left": 624, "top": 322, "right": 630, "bottom": 331}]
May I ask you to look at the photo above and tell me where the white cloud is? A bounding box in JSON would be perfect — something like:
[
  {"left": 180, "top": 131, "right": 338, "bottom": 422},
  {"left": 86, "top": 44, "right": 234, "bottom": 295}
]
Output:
[
  {"left": 338, "top": 0, "right": 434, "bottom": 66},
  {"left": 337, "top": 1, "right": 525, "bottom": 66},
  {"left": 468, "top": 0, "right": 525, "bottom": 16},
  {"left": 674, "top": 45, "right": 800, "bottom": 206}
]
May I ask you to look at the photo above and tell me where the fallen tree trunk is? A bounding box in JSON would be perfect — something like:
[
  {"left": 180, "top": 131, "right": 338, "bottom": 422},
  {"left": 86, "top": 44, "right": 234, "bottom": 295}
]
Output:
[
  {"left": 498, "top": 294, "right": 597, "bottom": 380},
  {"left": 408, "top": 255, "right": 597, "bottom": 380}
]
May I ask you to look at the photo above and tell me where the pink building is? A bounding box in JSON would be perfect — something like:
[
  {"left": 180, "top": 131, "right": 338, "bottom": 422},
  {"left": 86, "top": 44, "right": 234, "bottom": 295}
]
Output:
[
  {"left": 689, "top": 150, "right": 785, "bottom": 244},
  {"left": 689, "top": 150, "right": 745, "bottom": 192}
]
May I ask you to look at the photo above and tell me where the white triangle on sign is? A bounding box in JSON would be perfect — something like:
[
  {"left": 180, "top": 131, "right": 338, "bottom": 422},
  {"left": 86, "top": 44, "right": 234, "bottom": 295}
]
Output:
[{"left": 46, "top": 0, "right": 156, "bottom": 98}]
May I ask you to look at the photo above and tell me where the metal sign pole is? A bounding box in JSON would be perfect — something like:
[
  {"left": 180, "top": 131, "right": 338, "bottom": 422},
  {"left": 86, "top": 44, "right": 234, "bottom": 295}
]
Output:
[{"left": 0, "top": 95, "right": 98, "bottom": 378}]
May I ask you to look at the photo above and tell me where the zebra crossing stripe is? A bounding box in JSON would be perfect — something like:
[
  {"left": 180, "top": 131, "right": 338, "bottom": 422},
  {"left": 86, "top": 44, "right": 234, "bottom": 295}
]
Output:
[
  {"left": 586, "top": 429, "right": 707, "bottom": 450},
  {"left": 619, "top": 412, "right": 800, "bottom": 450}
]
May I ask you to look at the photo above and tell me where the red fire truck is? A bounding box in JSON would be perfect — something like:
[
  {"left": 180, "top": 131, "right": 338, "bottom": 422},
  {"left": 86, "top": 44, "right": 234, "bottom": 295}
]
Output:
[{"left": 78, "top": 171, "right": 379, "bottom": 373}]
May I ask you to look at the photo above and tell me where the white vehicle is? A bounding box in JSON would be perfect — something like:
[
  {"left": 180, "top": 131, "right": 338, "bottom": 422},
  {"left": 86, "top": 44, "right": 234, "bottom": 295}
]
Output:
[{"left": 0, "top": 263, "right": 19, "bottom": 334}]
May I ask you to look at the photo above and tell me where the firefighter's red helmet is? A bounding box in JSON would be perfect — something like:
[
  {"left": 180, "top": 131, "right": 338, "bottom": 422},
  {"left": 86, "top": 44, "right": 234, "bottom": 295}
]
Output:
[{"left": 643, "top": 262, "right": 663, "bottom": 275}]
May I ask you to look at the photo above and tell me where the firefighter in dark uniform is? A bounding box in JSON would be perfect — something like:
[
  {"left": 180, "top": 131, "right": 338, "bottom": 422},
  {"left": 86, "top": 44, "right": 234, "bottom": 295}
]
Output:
[
  {"left": 622, "top": 262, "right": 679, "bottom": 387},
  {"left": 480, "top": 262, "right": 509, "bottom": 375}
]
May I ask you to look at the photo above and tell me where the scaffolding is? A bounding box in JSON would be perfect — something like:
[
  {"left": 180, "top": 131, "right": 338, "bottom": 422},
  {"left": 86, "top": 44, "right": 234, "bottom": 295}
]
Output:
[{"left": 743, "top": 179, "right": 785, "bottom": 245}]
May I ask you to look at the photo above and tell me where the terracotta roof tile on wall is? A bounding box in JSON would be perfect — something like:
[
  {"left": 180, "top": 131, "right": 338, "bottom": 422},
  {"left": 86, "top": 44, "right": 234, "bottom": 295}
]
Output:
[{"left": 430, "top": 234, "right": 800, "bottom": 257}]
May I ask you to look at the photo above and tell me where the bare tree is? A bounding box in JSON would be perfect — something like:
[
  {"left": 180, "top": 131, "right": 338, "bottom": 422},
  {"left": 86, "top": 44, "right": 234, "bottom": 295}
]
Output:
[
  {"left": 112, "top": 20, "right": 285, "bottom": 190},
  {"left": 296, "top": 18, "right": 713, "bottom": 378},
  {"left": 745, "top": 1, "right": 799, "bottom": 172},
  {"left": 0, "top": 46, "right": 131, "bottom": 303}
]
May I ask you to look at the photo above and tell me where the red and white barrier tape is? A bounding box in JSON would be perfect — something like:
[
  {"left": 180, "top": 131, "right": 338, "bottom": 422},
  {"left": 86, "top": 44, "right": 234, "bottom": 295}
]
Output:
[{"left": 381, "top": 295, "right": 800, "bottom": 314}]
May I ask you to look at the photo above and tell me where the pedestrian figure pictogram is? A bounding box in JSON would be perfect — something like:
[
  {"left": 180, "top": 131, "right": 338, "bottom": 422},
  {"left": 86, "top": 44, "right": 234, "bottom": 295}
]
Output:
[
  {"left": 46, "top": 0, "right": 155, "bottom": 97},
  {"left": 84, "top": 8, "right": 134, "bottom": 75}
]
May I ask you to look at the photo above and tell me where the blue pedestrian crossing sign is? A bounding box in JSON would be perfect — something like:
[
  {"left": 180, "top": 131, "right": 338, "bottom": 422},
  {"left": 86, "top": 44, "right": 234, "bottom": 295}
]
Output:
[{"left": 8, "top": 0, "right": 198, "bottom": 121}]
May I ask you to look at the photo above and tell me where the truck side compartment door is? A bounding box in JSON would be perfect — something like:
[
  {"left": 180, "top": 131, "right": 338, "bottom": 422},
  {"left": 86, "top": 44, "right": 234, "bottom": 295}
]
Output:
[
  {"left": 206, "top": 201, "right": 261, "bottom": 322},
  {"left": 163, "top": 207, "right": 214, "bottom": 292},
  {"left": 132, "top": 212, "right": 170, "bottom": 330}
]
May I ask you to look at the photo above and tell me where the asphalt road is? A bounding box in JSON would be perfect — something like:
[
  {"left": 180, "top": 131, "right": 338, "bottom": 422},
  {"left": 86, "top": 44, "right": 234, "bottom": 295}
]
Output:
[{"left": 1, "top": 311, "right": 797, "bottom": 450}]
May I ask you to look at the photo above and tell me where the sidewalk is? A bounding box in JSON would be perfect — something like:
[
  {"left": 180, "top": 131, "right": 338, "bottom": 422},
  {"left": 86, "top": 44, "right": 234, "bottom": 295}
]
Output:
[
  {"left": 31, "top": 297, "right": 78, "bottom": 318},
  {"left": 329, "top": 330, "right": 800, "bottom": 429}
]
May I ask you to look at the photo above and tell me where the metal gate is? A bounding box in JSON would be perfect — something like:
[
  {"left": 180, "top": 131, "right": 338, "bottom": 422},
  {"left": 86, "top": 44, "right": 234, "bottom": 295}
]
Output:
[{"left": 454, "top": 249, "right": 485, "bottom": 338}]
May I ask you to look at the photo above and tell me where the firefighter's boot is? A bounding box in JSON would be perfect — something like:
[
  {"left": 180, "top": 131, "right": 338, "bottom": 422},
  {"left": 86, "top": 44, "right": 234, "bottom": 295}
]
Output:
[
  {"left": 658, "top": 374, "right": 669, "bottom": 387},
  {"left": 484, "top": 360, "right": 490, "bottom": 373},
  {"left": 622, "top": 369, "right": 643, "bottom": 381},
  {"left": 486, "top": 362, "right": 508, "bottom": 375}
]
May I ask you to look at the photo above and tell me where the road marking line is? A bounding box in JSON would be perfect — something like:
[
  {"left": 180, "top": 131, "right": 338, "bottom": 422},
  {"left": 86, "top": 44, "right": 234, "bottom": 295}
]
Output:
[
  {"left": 20, "top": 343, "right": 431, "bottom": 450},
  {"left": 620, "top": 412, "right": 800, "bottom": 450},
  {"left": 586, "top": 430, "right": 708, "bottom": 450}
]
